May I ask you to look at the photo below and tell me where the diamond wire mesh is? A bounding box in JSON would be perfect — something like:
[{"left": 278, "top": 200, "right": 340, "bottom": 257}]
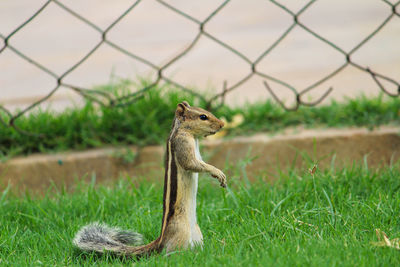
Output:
[{"left": 0, "top": 0, "right": 399, "bottom": 135}]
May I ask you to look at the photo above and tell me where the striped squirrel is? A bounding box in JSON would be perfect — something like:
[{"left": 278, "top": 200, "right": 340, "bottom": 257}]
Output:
[{"left": 73, "top": 101, "right": 226, "bottom": 257}]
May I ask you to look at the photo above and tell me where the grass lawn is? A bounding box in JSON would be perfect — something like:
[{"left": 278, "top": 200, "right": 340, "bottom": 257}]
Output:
[{"left": 1, "top": 163, "right": 400, "bottom": 266}]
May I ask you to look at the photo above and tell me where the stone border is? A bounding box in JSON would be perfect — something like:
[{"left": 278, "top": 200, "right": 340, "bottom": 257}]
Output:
[{"left": 0, "top": 127, "right": 398, "bottom": 192}]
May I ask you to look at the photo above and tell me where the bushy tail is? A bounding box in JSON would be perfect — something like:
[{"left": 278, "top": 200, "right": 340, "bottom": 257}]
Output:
[{"left": 73, "top": 222, "right": 144, "bottom": 255}]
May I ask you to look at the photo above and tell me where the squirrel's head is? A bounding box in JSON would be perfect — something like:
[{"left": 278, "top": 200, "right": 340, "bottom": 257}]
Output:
[{"left": 175, "top": 101, "right": 224, "bottom": 138}]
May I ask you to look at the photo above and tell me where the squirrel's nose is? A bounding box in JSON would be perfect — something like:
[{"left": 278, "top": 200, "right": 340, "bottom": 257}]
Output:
[{"left": 220, "top": 121, "right": 225, "bottom": 128}]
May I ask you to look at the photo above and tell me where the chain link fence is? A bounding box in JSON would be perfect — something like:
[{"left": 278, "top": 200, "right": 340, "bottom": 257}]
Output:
[{"left": 1, "top": 0, "right": 399, "bottom": 135}]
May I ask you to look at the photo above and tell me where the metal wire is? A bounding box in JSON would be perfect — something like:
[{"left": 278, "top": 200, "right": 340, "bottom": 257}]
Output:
[{"left": 1, "top": 0, "right": 399, "bottom": 135}]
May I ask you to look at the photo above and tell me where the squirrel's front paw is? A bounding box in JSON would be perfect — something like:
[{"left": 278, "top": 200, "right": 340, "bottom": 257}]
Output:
[{"left": 211, "top": 169, "right": 227, "bottom": 188}]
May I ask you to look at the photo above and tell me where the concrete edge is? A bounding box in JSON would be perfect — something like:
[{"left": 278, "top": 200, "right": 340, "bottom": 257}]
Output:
[{"left": 0, "top": 126, "right": 399, "bottom": 192}]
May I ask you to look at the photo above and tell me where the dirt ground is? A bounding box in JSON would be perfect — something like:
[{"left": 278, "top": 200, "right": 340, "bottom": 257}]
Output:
[
  {"left": 1, "top": 126, "right": 398, "bottom": 193},
  {"left": 1, "top": 0, "right": 399, "bottom": 111}
]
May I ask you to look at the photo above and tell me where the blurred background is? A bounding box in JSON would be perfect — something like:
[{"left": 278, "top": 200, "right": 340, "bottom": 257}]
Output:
[
  {"left": 1, "top": 0, "right": 399, "bottom": 114},
  {"left": 1, "top": 0, "right": 400, "bottom": 207}
]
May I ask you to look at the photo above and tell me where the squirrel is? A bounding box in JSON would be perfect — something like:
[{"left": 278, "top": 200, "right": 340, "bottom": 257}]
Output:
[{"left": 73, "top": 101, "right": 226, "bottom": 257}]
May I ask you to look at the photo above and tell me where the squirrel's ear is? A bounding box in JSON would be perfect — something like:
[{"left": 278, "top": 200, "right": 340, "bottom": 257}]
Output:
[
  {"left": 181, "top": 101, "right": 190, "bottom": 107},
  {"left": 176, "top": 103, "right": 187, "bottom": 118}
]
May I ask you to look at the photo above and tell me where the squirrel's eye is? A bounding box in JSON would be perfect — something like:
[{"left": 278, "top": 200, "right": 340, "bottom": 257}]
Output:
[{"left": 199, "top": 114, "right": 208, "bottom": 120}]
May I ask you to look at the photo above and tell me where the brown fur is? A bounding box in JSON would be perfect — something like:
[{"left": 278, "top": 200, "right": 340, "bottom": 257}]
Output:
[{"left": 73, "top": 101, "right": 226, "bottom": 257}]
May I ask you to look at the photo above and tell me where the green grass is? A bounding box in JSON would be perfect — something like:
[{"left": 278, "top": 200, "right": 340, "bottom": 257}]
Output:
[
  {"left": 0, "top": 80, "right": 399, "bottom": 158},
  {"left": 1, "top": 163, "right": 400, "bottom": 266}
]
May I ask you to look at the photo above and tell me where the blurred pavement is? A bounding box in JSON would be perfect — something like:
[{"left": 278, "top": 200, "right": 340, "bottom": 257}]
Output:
[{"left": 1, "top": 0, "right": 399, "bottom": 111}]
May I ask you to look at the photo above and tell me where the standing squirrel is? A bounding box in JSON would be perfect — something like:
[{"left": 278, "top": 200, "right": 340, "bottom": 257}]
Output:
[{"left": 73, "top": 101, "right": 226, "bottom": 257}]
